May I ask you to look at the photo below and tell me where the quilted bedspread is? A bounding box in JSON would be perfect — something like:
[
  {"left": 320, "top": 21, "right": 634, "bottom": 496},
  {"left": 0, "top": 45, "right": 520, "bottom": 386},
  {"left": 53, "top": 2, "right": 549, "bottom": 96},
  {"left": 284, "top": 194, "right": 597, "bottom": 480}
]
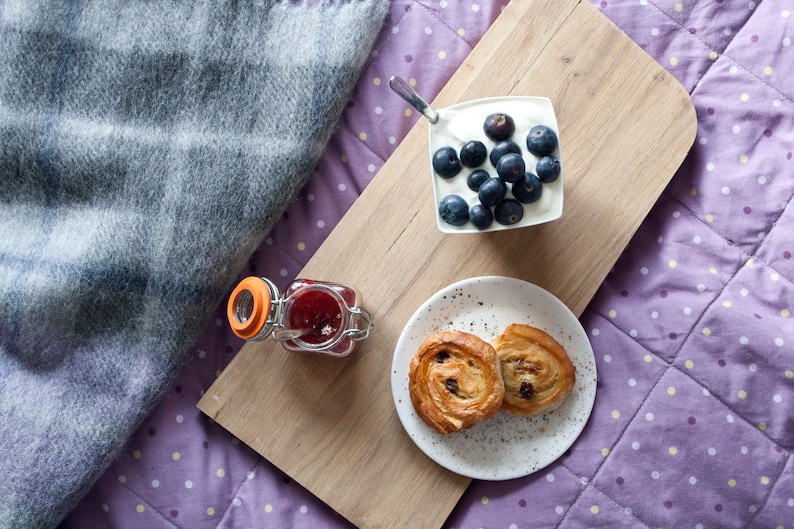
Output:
[{"left": 63, "top": 0, "right": 794, "bottom": 528}]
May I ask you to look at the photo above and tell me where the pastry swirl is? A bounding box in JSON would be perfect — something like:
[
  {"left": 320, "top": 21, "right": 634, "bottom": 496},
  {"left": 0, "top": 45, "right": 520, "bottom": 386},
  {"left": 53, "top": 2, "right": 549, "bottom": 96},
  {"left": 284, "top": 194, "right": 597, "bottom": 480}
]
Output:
[
  {"left": 493, "top": 324, "right": 576, "bottom": 417},
  {"left": 409, "top": 330, "right": 505, "bottom": 434}
]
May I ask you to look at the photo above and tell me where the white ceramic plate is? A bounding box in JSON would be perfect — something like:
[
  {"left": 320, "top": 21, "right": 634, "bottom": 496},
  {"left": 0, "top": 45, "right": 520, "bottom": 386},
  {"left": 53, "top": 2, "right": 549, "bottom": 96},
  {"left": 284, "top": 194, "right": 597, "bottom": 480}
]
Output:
[
  {"left": 391, "top": 276, "right": 596, "bottom": 480},
  {"left": 429, "top": 97, "right": 563, "bottom": 234}
]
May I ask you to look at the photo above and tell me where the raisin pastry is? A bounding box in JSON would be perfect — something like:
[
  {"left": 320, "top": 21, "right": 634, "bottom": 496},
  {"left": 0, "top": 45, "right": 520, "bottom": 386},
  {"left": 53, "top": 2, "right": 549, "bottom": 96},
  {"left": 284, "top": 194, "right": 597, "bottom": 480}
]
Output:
[
  {"left": 493, "top": 324, "right": 576, "bottom": 417},
  {"left": 409, "top": 330, "right": 505, "bottom": 435}
]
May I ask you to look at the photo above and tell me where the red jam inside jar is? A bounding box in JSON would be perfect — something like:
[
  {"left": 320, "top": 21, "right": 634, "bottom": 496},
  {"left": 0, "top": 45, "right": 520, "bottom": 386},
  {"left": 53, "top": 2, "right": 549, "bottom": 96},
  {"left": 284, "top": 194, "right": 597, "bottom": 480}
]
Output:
[{"left": 282, "top": 279, "right": 368, "bottom": 357}]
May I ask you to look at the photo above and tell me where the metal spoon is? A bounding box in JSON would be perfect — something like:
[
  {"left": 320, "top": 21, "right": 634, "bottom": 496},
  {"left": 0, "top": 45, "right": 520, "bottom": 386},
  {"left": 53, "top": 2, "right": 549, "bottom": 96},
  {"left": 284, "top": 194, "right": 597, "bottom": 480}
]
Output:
[
  {"left": 389, "top": 75, "right": 439, "bottom": 124},
  {"left": 272, "top": 328, "right": 310, "bottom": 341}
]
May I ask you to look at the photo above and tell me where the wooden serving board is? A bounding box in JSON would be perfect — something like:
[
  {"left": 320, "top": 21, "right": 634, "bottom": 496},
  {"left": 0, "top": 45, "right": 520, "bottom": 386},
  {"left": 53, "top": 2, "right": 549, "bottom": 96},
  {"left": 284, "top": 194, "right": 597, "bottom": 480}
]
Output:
[{"left": 197, "top": 1, "right": 697, "bottom": 527}]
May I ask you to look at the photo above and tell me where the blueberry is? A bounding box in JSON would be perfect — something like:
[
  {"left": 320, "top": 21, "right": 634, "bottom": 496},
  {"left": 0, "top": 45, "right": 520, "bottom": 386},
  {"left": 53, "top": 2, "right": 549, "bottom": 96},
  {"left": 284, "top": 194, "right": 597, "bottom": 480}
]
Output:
[
  {"left": 536, "top": 155, "right": 561, "bottom": 183},
  {"left": 495, "top": 152, "right": 525, "bottom": 184},
  {"left": 477, "top": 177, "right": 507, "bottom": 208},
  {"left": 483, "top": 113, "right": 515, "bottom": 141},
  {"left": 494, "top": 199, "right": 524, "bottom": 225},
  {"left": 489, "top": 140, "right": 521, "bottom": 166},
  {"left": 526, "top": 125, "right": 558, "bottom": 157},
  {"left": 512, "top": 172, "right": 543, "bottom": 204},
  {"left": 459, "top": 140, "right": 487, "bottom": 168},
  {"left": 466, "top": 169, "right": 490, "bottom": 192},
  {"left": 438, "top": 194, "right": 469, "bottom": 226},
  {"left": 469, "top": 204, "right": 493, "bottom": 230},
  {"left": 432, "top": 146, "right": 462, "bottom": 178}
]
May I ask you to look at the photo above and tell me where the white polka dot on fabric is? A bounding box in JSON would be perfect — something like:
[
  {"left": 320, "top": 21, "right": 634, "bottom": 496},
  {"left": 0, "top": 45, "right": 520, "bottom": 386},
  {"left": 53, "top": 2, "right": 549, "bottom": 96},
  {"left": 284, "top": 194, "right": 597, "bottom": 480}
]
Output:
[
  {"left": 645, "top": 412, "right": 654, "bottom": 421},
  {"left": 185, "top": 480, "right": 193, "bottom": 489},
  {"left": 151, "top": 479, "right": 159, "bottom": 488},
  {"left": 708, "top": 447, "right": 717, "bottom": 456},
  {"left": 689, "top": 476, "right": 697, "bottom": 485},
  {"left": 425, "top": 27, "right": 432, "bottom": 35},
  {"left": 546, "top": 473, "right": 555, "bottom": 482},
  {"left": 632, "top": 441, "right": 640, "bottom": 450},
  {"left": 300, "top": 505, "right": 308, "bottom": 514}
]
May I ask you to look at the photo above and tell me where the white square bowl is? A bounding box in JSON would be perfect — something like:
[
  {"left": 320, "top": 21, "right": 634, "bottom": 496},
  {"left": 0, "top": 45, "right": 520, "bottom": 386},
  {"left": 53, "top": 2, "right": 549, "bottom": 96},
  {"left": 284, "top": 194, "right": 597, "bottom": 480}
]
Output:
[{"left": 429, "top": 96, "right": 563, "bottom": 234}]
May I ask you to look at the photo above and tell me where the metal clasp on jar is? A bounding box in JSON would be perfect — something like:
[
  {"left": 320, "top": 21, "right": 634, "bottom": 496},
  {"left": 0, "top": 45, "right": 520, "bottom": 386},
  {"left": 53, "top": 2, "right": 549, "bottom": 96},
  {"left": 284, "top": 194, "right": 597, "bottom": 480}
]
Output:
[{"left": 346, "top": 306, "right": 374, "bottom": 342}]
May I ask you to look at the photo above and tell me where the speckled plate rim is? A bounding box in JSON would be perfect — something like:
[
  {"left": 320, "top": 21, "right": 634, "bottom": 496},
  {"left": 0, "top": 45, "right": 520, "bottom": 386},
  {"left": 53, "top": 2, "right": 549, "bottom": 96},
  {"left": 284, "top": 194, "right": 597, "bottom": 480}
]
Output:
[{"left": 391, "top": 276, "right": 597, "bottom": 481}]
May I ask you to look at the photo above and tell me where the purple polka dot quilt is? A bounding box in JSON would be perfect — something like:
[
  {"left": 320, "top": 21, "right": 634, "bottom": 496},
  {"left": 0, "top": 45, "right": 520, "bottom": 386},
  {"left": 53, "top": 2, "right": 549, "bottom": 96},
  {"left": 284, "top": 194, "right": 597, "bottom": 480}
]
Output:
[{"left": 63, "top": 1, "right": 794, "bottom": 528}]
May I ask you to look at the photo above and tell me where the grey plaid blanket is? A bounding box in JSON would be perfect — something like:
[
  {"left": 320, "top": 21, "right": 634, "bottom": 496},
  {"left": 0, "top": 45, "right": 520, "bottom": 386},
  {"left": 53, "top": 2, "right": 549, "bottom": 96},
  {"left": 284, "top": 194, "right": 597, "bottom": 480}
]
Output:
[{"left": 0, "top": 2, "right": 388, "bottom": 527}]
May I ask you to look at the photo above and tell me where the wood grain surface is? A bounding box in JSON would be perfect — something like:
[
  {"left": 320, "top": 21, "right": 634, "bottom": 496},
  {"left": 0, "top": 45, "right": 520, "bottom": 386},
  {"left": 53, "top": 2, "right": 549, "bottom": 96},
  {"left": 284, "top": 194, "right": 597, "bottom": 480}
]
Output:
[{"left": 197, "top": 1, "right": 697, "bottom": 527}]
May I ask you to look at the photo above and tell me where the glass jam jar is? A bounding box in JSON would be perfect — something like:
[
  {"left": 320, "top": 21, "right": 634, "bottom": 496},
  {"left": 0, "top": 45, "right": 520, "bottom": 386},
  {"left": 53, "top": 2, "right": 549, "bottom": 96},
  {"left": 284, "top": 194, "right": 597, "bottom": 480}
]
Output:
[{"left": 226, "top": 276, "right": 373, "bottom": 357}]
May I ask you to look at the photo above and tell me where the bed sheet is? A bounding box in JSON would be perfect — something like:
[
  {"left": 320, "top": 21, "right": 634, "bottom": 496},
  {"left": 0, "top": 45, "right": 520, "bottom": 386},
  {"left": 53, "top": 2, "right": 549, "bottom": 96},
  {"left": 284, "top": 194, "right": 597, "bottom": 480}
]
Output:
[{"left": 62, "top": 1, "right": 793, "bottom": 528}]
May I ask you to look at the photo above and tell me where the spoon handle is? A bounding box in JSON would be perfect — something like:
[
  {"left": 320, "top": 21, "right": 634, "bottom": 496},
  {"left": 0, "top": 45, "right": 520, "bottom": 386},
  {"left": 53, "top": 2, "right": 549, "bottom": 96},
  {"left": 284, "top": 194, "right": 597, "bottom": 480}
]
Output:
[{"left": 389, "top": 76, "right": 439, "bottom": 124}]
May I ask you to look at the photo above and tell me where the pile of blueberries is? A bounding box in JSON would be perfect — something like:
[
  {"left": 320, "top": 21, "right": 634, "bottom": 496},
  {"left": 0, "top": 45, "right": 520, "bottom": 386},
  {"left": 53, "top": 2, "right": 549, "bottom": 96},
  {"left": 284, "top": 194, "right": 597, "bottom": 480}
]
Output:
[{"left": 434, "top": 112, "right": 560, "bottom": 230}]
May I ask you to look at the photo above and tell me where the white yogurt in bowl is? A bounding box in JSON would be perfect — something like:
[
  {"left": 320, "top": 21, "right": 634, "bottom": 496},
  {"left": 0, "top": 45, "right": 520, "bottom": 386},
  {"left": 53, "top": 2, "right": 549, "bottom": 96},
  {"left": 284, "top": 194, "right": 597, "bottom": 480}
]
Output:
[{"left": 428, "top": 96, "right": 563, "bottom": 234}]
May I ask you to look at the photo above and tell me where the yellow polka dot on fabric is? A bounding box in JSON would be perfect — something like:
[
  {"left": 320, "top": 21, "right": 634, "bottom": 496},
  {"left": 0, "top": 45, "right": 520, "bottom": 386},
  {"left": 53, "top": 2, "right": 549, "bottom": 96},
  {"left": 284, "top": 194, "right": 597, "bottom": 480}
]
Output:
[
  {"left": 297, "top": 242, "right": 306, "bottom": 251},
  {"left": 670, "top": 57, "right": 678, "bottom": 66},
  {"left": 264, "top": 504, "right": 273, "bottom": 513},
  {"left": 340, "top": 155, "right": 347, "bottom": 163},
  {"left": 745, "top": 258, "right": 755, "bottom": 267},
  {"left": 709, "top": 266, "right": 718, "bottom": 274},
  {"left": 782, "top": 9, "right": 791, "bottom": 17},
  {"left": 674, "top": 3, "right": 683, "bottom": 11},
  {"left": 669, "top": 446, "right": 678, "bottom": 455},
  {"left": 728, "top": 478, "right": 737, "bottom": 488},
  {"left": 759, "top": 422, "right": 767, "bottom": 431},
  {"left": 668, "top": 260, "right": 677, "bottom": 268},
  {"left": 667, "top": 386, "right": 676, "bottom": 396},
  {"left": 404, "top": 108, "right": 412, "bottom": 117},
  {"left": 373, "top": 77, "right": 381, "bottom": 86},
  {"left": 172, "top": 452, "right": 181, "bottom": 461},
  {"left": 438, "top": 51, "right": 447, "bottom": 59},
  {"left": 601, "top": 448, "right": 610, "bottom": 456},
  {"left": 644, "top": 355, "right": 653, "bottom": 363},
  {"left": 217, "top": 469, "right": 225, "bottom": 478},
  {"left": 785, "top": 370, "right": 794, "bottom": 379},
  {"left": 738, "top": 390, "right": 747, "bottom": 399},
  {"left": 723, "top": 301, "right": 732, "bottom": 308},
  {"left": 705, "top": 214, "right": 714, "bottom": 223},
  {"left": 685, "top": 360, "right": 694, "bottom": 369},
  {"left": 761, "top": 476, "right": 770, "bottom": 485},
  {"left": 457, "top": 28, "right": 465, "bottom": 36},
  {"left": 136, "top": 505, "right": 145, "bottom": 513},
  {"left": 781, "top": 309, "right": 790, "bottom": 318},
  {"left": 764, "top": 66, "right": 773, "bottom": 76},
  {"left": 359, "top": 132, "right": 367, "bottom": 141},
  {"left": 612, "top": 410, "right": 620, "bottom": 419},
  {"left": 740, "top": 154, "right": 749, "bottom": 163},
  {"left": 709, "top": 51, "right": 718, "bottom": 60},
  {"left": 740, "top": 93, "right": 750, "bottom": 101},
  {"left": 702, "top": 328, "right": 711, "bottom": 337},
  {"left": 481, "top": 496, "right": 489, "bottom": 505},
  {"left": 690, "top": 187, "right": 698, "bottom": 196},
  {"left": 408, "top": 78, "right": 417, "bottom": 87},
  {"left": 590, "top": 505, "right": 600, "bottom": 514},
  {"left": 608, "top": 309, "right": 617, "bottom": 318},
  {"left": 207, "top": 507, "right": 216, "bottom": 516},
  {"left": 132, "top": 450, "right": 141, "bottom": 459}
]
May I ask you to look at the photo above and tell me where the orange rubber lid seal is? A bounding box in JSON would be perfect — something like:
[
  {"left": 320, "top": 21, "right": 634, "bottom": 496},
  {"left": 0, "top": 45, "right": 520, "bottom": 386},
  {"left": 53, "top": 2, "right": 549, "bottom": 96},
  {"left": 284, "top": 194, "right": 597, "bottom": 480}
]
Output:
[{"left": 227, "top": 276, "right": 272, "bottom": 340}]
